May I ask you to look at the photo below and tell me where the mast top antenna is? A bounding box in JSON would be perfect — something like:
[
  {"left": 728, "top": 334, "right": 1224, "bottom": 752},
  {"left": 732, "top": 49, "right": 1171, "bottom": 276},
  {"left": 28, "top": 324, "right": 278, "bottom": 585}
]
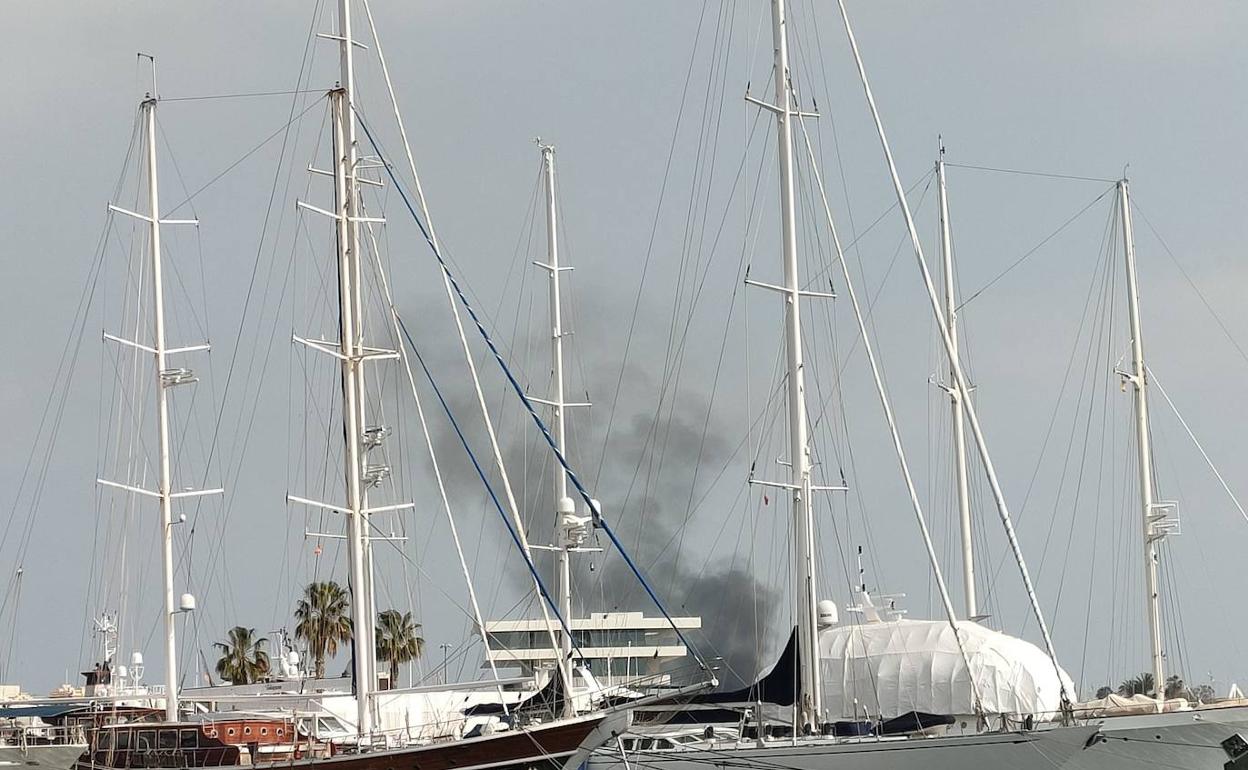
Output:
[{"left": 137, "top": 52, "right": 156, "bottom": 99}]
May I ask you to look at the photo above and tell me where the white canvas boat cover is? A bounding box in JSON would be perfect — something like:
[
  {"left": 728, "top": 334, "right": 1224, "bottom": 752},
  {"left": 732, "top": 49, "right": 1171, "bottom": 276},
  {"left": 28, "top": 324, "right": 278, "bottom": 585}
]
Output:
[
  {"left": 1073, "top": 692, "right": 1188, "bottom": 717},
  {"left": 818, "top": 619, "right": 1076, "bottom": 719}
]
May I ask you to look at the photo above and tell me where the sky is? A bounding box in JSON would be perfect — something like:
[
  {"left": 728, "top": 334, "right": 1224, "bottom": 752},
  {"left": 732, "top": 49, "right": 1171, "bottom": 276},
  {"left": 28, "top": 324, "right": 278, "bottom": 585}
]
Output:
[{"left": 2, "top": 1, "right": 1248, "bottom": 700}]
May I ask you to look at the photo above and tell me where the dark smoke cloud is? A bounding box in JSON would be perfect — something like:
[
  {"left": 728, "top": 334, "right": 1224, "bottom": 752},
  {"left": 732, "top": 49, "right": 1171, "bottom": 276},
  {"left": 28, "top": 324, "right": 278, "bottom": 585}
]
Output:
[
  {"left": 413, "top": 324, "right": 782, "bottom": 690},
  {"left": 574, "top": 404, "right": 781, "bottom": 689}
]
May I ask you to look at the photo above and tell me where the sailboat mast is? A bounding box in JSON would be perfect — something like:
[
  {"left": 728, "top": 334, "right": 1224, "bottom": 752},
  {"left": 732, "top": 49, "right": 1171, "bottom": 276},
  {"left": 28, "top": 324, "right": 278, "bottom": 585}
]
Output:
[
  {"left": 1118, "top": 179, "right": 1165, "bottom": 698},
  {"left": 936, "top": 149, "right": 976, "bottom": 620},
  {"left": 333, "top": 0, "right": 375, "bottom": 736},
  {"left": 540, "top": 143, "right": 576, "bottom": 693},
  {"left": 835, "top": 0, "right": 1072, "bottom": 712},
  {"left": 769, "top": 0, "right": 821, "bottom": 728},
  {"left": 142, "top": 95, "right": 181, "bottom": 723}
]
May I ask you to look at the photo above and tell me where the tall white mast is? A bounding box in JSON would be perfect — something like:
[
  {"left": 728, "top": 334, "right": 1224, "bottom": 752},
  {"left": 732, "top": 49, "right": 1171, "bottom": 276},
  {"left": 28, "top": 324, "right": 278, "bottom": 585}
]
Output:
[
  {"left": 835, "top": 0, "right": 1072, "bottom": 712},
  {"left": 768, "top": 0, "right": 821, "bottom": 728},
  {"left": 102, "top": 81, "right": 218, "bottom": 720},
  {"left": 334, "top": 0, "right": 376, "bottom": 735},
  {"left": 539, "top": 143, "right": 577, "bottom": 694},
  {"left": 1117, "top": 179, "right": 1166, "bottom": 698},
  {"left": 144, "top": 96, "right": 181, "bottom": 723},
  {"left": 289, "top": 0, "right": 402, "bottom": 736},
  {"left": 936, "top": 147, "right": 976, "bottom": 620}
]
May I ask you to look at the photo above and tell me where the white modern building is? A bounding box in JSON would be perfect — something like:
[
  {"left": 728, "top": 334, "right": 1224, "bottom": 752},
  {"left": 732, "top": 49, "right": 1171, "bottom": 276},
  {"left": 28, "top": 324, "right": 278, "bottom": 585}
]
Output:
[{"left": 482, "top": 611, "right": 701, "bottom": 687}]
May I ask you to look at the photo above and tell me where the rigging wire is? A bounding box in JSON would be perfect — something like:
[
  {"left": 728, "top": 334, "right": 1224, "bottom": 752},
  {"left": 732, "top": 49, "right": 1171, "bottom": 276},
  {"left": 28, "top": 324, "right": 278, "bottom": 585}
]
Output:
[
  {"left": 393, "top": 316, "right": 581, "bottom": 649},
  {"left": 835, "top": 0, "right": 1073, "bottom": 710},
  {"left": 956, "top": 185, "right": 1116, "bottom": 310},
  {"left": 594, "top": 0, "right": 712, "bottom": 492},
  {"left": 633, "top": 0, "right": 739, "bottom": 563},
  {"left": 1130, "top": 198, "right": 1248, "bottom": 370},
  {"left": 187, "top": 0, "right": 328, "bottom": 633},
  {"left": 1147, "top": 367, "right": 1248, "bottom": 525},
  {"left": 944, "top": 162, "right": 1118, "bottom": 185},
  {"left": 162, "top": 99, "right": 325, "bottom": 216},
  {"left": 160, "top": 88, "right": 326, "bottom": 103},
  {"left": 354, "top": 0, "right": 566, "bottom": 670},
  {"left": 358, "top": 113, "right": 709, "bottom": 671},
  {"left": 359, "top": 208, "right": 510, "bottom": 699}
]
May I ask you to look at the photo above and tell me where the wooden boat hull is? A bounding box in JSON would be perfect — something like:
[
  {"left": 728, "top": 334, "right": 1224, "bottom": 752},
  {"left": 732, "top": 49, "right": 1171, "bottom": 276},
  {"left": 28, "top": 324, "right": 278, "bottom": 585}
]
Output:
[{"left": 73, "top": 714, "right": 607, "bottom": 770}]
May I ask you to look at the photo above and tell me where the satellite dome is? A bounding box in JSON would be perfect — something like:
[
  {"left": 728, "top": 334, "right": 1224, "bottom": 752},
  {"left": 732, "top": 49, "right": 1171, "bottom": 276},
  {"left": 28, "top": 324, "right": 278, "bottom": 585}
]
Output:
[{"left": 816, "top": 600, "right": 839, "bottom": 629}]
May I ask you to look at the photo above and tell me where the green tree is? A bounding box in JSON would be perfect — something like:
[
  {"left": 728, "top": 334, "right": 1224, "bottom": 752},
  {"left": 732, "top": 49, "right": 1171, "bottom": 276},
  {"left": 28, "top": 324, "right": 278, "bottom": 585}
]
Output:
[
  {"left": 213, "top": 626, "right": 270, "bottom": 685},
  {"left": 1118, "top": 672, "right": 1155, "bottom": 697},
  {"left": 375, "top": 609, "right": 424, "bottom": 688},
  {"left": 1189, "top": 684, "right": 1216, "bottom": 703},
  {"left": 295, "top": 581, "right": 353, "bottom": 678},
  {"left": 1094, "top": 686, "right": 1113, "bottom": 699},
  {"left": 1165, "top": 674, "right": 1186, "bottom": 699}
]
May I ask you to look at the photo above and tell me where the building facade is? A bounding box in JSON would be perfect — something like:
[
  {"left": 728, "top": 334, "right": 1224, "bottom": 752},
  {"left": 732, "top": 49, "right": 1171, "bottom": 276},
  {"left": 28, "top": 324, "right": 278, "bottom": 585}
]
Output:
[{"left": 482, "top": 611, "right": 701, "bottom": 688}]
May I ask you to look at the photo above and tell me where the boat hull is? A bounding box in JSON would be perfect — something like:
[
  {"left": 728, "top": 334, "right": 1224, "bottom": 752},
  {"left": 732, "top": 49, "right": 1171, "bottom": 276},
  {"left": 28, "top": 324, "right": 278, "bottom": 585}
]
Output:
[
  {"left": 72, "top": 714, "right": 606, "bottom": 770},
  {"left": 0, "top": 744, "right": 88, "bottom": 770},
  {"left": 1068, "top": 704, "right": 1248, "bottom": 769},
  {"left": 589, "top": 726, "right": 1099, "bottom": 770},
  {"left": 592, "top": 706, "right": 1248, "bottom": 770}
]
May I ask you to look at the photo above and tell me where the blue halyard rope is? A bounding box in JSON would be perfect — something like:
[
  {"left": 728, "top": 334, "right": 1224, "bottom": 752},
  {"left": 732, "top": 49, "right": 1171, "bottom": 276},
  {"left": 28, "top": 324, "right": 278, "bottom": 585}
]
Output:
[
  {"left": 392, "top": 316, "right": 578, "bottom": 651},
  {"left": 357, "top": 113, "right": 708, "bottom": 672}
]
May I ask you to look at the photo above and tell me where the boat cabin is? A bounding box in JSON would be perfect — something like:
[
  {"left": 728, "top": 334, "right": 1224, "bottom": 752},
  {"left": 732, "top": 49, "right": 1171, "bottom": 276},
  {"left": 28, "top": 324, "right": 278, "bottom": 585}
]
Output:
[{"left": 78, "top": 717, "right": 307, "bottom": 768}]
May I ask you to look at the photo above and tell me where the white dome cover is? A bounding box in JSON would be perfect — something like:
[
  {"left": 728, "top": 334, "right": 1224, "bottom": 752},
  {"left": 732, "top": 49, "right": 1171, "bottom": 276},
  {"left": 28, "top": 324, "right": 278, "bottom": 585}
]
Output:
[{"left": 818, "top": 619, "right": 1075, "bottom": 719}]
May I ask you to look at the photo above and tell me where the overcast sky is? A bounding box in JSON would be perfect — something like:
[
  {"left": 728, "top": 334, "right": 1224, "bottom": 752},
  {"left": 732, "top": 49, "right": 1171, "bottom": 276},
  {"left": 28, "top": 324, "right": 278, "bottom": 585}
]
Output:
[{"left": 3, "top": 1, "right": 1248, "bottom": 699}]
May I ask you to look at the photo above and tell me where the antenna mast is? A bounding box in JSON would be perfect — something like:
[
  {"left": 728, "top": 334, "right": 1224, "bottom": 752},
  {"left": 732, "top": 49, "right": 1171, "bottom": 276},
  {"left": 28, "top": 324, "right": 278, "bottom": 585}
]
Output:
[
  {"left": 532, "top": 143, "right": 593, "bottom": 708},
  {"left": 936, "top": 146, "right": 976, "bottom": 620},
  {"left": 1117, "top": 179, "right": 1167, "bottom": 698},
  {"left": 538, "top": 143, "right": 581, "bottom": 698}
]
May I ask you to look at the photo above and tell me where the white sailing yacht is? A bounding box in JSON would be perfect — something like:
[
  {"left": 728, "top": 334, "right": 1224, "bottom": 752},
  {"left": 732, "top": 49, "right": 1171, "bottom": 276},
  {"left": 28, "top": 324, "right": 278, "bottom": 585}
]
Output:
[
  {"left": 933, "top": 153, "right": 1248, "bottom": 766},
  {"left": 9, "top": 2, "right": 711, "bottom": 769},
  {"left": 590, "top": 0, "right": 1097, "bottom": 767}
]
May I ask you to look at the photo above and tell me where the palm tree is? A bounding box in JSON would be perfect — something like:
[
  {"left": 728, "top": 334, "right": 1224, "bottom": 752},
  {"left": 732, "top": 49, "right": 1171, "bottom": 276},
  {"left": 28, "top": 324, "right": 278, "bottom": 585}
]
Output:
[
  {"left": 295, "top": 581, "right": 353, "bottom": 678},
  {"left": 375, "top": 609, "right": 424, "bottom": 688},
  {"left": 1165, "top": 674, "right": 1186, "bottom": 699},
  {"left": 1119, "top": 672, "right": 1155, "bottom": 697},
  {"left": 1117, "top": 672, "right": 1187, "bottom": 699},
  {"left": 213, "top": 627, "right": 270, "bottom": 684}
]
